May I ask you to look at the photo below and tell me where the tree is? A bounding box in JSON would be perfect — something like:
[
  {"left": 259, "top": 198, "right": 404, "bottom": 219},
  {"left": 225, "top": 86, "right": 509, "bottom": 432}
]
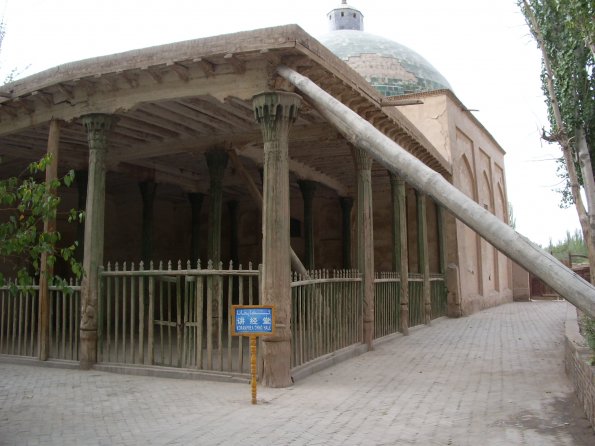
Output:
[
  {"left": 0, "top": 155, "right": 83, "bottom": 291},
  {"left": 0, "top": 19, "right": 82, "bottom": 292},
  {"left": 519, "top": 0, "right": 595, "bottom": 282}
]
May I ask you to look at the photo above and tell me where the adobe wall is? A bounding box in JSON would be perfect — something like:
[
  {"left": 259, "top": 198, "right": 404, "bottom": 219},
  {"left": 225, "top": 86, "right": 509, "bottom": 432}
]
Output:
[{"left": 399, "top": 94, "right": 513, "bottom": 315}]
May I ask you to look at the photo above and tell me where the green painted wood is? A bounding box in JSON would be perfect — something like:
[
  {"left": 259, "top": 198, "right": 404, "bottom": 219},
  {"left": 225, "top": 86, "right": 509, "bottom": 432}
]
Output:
[
  {"left": 188, "top": 193, "right": 204, "bottom": 265},
  {"left": 139, "top": 181, "right": 157, "bottom": 265},
  {"left": 416, "top": 191, "right": 431, "bottom": 325}
]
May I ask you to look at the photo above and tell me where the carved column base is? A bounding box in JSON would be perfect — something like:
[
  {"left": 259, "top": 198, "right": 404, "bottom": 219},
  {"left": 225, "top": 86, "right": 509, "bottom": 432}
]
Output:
[
  {"left": 79, "top": 329, "right": 97, "bottom": 370},
  {"left": 400, "top": 303, "right": 409, "bottom": 336},
  {"left": 363, "top": 320, "right": 374, "bottom": 351},
  {"left": 425, "top": 303, "right": 432, "bottom": 326},
  {"left": 261, "top": 337, "right": 292, "bottom": 388}
]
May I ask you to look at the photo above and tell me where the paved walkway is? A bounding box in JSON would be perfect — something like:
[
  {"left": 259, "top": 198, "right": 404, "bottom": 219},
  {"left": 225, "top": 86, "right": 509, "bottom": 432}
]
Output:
[{"left": 1, "top": 301, "right": 593, "bottom": 445}]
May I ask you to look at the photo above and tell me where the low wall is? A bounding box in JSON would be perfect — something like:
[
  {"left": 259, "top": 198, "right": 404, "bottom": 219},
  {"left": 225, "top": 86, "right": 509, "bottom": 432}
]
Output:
[{"left": 564, "top": 304, "right": 595, "bottom": 431}]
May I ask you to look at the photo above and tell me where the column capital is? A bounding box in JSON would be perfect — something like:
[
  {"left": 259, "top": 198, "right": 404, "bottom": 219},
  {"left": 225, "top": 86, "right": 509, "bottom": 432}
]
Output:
[
  {"left": 82, "top": 114, "right": 114, "bottom": 150},
  {"left": 351, "top": 146, "right": 373, "bottom": 171},
  {"left": 298, "top": 180, "right": 317, "bottom": 200},
  {"left": 389, "top": 171, "right": 406, "bottom": 187},
  {"left": 253, "top": 91, "right": 301, "bottom": 142},
  {"left": 205, "top": 149, "right": 229, "bottom": 185},
  {"left": 340, "top": 196, "right": 353, "bottom": 211}
]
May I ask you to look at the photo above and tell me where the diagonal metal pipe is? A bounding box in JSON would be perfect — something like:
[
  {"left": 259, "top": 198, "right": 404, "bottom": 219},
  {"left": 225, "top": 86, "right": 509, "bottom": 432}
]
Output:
[{"left": 277, "top": 65, "right": 595, "bottom": 319}]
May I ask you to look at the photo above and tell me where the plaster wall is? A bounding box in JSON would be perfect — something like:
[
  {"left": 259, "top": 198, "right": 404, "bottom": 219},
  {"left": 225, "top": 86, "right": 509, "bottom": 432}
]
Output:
[{"left": 400, "top": 93, "right": 513, "bottom": 315}]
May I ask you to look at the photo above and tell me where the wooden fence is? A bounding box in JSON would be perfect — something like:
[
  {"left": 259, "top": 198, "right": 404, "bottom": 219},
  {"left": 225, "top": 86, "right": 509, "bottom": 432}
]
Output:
[
  {"left": 98, "top": 261, "right": 259, "bottom": 376},
  {"left": 374, "top": 273, "right": 447, "bottom": 339},
  {"left": 0, "top": 279, "right": 80, "bottom": 360},
  {"left": 1, "top": 265, "right": 448, "bottom": 373},
  {"left": 290, "top": 270, "right": 362, "bottom": 368}
]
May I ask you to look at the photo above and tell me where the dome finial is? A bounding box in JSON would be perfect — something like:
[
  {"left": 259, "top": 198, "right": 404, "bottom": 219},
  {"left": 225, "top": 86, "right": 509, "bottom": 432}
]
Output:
[{"left": 328, "top": 2, "right": 364, "bottom": 32}]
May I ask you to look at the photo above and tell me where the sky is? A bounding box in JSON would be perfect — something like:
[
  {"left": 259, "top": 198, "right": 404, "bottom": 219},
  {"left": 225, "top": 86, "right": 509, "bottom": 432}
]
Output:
[{"left": 0, "top": 0, "right": 582, "bottom": 247}]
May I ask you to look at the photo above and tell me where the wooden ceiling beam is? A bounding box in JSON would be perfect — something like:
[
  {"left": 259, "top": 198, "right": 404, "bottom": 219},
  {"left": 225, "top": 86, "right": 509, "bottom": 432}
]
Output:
[{"left": 223, "top": 54, "right": 246, "bottom": 74}]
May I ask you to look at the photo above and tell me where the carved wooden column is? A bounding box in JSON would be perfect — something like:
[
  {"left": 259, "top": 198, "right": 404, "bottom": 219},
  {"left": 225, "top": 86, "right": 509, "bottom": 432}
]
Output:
[
  {"left": 340, "top": 197, "right": 353, "bottom": 269},
  {"left": 417, "top": 190, "right": 431, "bottom": 325},
  {"left": 437, "top": 206, "right": 447, "bottom": 276},
  {"left": 352, "top": 146, "right": 374, "bottom": 350},
  {"left": 80, "top": 114, "right": 113, "bottom": 369},
  {"left": 253, "top": 91, "right": 301, "bottom": 387},
  {"left": 75, "top": 170, "right": 88, "bottom": 263},
  {"left": 298, "top": 180, "right": 316, "bottom": 270},
  {"left": 139, "top": 181, "right": 157, "bottom": 264},
  {"left": 392, "top": 174, "right": 409, "bottom": 336},
  {"left": 205, "top": 149, "right": 228, "bottom": 368},
  {"left": 188, "top": 192, "right": 204, "bottom": 265},
  {"left": 38, "top": 118, "right": 61, "bottom": 361}
]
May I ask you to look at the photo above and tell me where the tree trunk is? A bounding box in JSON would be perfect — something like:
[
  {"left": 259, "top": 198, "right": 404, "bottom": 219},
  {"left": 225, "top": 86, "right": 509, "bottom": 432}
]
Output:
[
  {"left": 277, "top": 65, "right": 595, "bottom": 319},
  {"left": 522, "top": 0, "right": 594, "bottom": 281},
  {"left": 576, "top": 127, "right": 595, "bottom": 283}
]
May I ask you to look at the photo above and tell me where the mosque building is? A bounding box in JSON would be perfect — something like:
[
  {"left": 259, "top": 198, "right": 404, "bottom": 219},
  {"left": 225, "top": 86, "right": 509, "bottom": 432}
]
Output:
[{"left": 0, "top": 2, "right": 516, "bottom": 386}]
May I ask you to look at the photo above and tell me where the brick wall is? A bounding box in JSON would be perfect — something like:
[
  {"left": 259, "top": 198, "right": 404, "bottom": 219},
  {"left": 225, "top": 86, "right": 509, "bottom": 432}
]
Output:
[{"left": 564, "top": 308, "right": 595, "bottom": 431}]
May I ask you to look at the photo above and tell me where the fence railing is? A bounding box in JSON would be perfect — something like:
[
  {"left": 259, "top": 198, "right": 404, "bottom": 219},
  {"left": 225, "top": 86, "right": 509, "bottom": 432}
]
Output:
[
  {"left": 374, "top": 272, "right": 401, "bottom": 338},
  {"left": 290, "top": 270, "right": 362, "bottom": 368},
  {"left": 409, "top": 274, "right": 424, "bottom": 327},
  {"left": 430, "top": 275, "right": 447, "bottom": 319},
  {"left": 98, "top": 260, "right": 259, "bottom": 376},
  {"left": 1, "top": 266, "right": 448, "bottom": 372},
  {"left": 0, "top": 279, "right": 80, "bottom": 360},
  {"left": 374, "top": 273, "right": 447, "bottom": 339}
]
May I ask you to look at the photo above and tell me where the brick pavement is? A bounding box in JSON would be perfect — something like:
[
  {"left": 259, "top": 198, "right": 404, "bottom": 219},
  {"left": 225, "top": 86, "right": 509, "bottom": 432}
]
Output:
[{"left": 1, "top": 301, "right": 593, "bottom": 445}]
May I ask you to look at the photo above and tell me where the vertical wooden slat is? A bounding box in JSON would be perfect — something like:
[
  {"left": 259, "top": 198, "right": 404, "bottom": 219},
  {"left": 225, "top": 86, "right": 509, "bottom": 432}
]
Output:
[
  {"left": 130, "top": 270, "right": 136, "bottom": 364},
  {"left": 176, "top": 277, "right": 182, "bottom": 368},
  {"left": 227, "top": 274, "right": 232, "bottom": 372},
  {"left": 237, "top": 274, "right": 244, "bottom": 372},
  {"left": 218, "top": 274, "right": 223, "bottom": 372},
  {"left": 24, "top": 292, "right": 30, "bottom": 356},
  {"left": 68, "top": 289, "right": 74, "bottom": 359},
  {"left": 106, "top": 274, "right": 112, "bottom": 361},
  {"left": 148, "top": 276, "right": 154, "bottom": 365},
  {"left": 206, "top": 270, "right": 213, "bottom": 370},
  {"left": 122, "top": 268, "right": 127, "bottom": 363},
  {"left": 75, "top": 288, "right": 80, "bottom": 360},
  {"left": 196, "top": 275, "right": 204, "bottom": 369},
  {"left": 115, "top": 268, "right": 120, "bottom": 362},
  {"left": 138, "top": 274, "right": 145, "bottom": 364},
  {"left": 0, "top": 291, "right": 5, "bottom": 353},
  {"left": 17, "top": 291, "right": 23, "bottom": 355},
  {"left": 61, "top": 292, "right": 66, "bottom": 358}
]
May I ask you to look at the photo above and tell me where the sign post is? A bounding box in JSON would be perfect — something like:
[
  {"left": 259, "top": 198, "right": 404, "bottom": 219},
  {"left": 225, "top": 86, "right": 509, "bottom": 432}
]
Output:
[{"left": 231, "top": 305, "right": 275, "bottom": 404}]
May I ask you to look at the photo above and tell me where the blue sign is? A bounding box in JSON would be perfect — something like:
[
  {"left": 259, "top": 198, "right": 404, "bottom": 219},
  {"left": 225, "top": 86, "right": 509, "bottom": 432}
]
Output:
[{"left": 232, "top": 306, "right": 275, "bottom": 336}]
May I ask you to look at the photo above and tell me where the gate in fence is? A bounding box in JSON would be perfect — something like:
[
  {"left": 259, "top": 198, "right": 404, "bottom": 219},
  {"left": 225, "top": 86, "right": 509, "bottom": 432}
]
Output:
[{"left": 97, "top": 261, "right": 259, "bottom": 376}]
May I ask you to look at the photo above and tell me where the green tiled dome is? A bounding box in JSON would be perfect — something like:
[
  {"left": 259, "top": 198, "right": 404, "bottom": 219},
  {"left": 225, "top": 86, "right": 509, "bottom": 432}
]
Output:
[{"left": 319, "top": 30, "right": 451, "bottom": 96}]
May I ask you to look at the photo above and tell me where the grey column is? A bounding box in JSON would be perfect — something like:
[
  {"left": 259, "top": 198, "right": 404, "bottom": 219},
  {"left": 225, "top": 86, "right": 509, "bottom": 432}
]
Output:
[
  {"left": 206, "top": 150, "right": 228, "bottom": 264},
  {"left": 39, "top": 118, "right": 61, "bottom": 361},
  {"left": 393, "top": 175, "right": 410, "bottom": 336},
  {"left": 352, "top": 146, "right": 375, "bottom": 350},
  {"left": 205, "top": 149, "right": 228, "bottom": 369},
  {"left": 75, "top": 170, "right": 88, "bottom": 263},
  {"left": 139, "top": 181, "right": 157, "bottom": 265},
  {"left": 340, "top": 197, "right": 353, "bottom": 269},
  {"left": 188, "top": 192, "right": 204, "bottom": 265},
  {"left": 228, "top": 200, "right": 239, "bottom": 267},
  {"left": 298, "top": 180, "right": 316, "bottom": 270},
  {"left": 253, "top": 91, "right": 301, "bottom": 388},
  {"left": 79, "top": 114, "right": 113, "bottom": 369},
  {"left": 417, "top": 190, "right": 431, "bottom": 325}
]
